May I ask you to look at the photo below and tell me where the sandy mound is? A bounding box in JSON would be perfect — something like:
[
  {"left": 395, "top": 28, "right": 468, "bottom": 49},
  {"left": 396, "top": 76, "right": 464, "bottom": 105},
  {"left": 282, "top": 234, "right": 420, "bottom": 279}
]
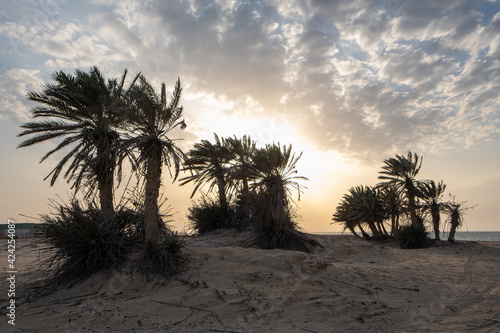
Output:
[{"left": 1, "top": 232, "right": 500, "bottom": 332}]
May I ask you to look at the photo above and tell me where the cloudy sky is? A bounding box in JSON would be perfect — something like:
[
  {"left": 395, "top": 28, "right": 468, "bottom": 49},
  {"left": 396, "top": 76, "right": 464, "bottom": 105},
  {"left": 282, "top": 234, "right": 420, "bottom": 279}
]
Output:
[{"left": 1, "top": 0, "right": 499, "bottom": 232}]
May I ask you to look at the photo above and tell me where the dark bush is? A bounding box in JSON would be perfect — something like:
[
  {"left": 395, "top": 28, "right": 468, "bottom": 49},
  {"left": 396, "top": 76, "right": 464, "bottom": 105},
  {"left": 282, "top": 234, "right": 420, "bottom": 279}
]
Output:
[
  {"left": 42, "top": 201, "right": 130, "bottom": 284},
  {"left": 251, "top": 226, "right": 317, "bottom": 253},
  {"left": 187, "top": 196, "right": 239, "bottom": 234},
  {"left": 136, "top": 231, "right": 188, "bottom": 280},
  {"left": 396, "top": 224, "right": 430, "bottom": 249}
]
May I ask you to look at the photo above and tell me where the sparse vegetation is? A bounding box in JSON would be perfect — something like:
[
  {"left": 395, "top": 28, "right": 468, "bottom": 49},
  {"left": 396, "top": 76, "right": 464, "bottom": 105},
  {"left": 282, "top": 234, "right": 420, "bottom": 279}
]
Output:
[
  {"left": 41, "top": 200, "right": 130, "bottom": 284},
  {"left": 332, "top": 151, "right": 473, "bottom": 248},
  {"left": 396, "top": 223, "right": 431, "bottom": 249},
  {"left": 18, "top": 67, "right": 188, "bottom": 284}
]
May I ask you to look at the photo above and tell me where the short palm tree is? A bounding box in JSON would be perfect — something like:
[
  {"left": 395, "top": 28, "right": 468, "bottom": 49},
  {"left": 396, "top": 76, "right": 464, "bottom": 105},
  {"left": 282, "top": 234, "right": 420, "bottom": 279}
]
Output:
[
  {"left": 225, "top": 135, "right": 257, "bottom": 221},
  {"left": 443, "top": 196, "right": 474, "bottom": 242},
  {"left": 378, "top": 184, "right": 404, "bottom": 235},
  {"left": 420, "top": 180, "right": 447, "bottom": 240},
  {"left": 180, "top": 134, "right": 234, "bottom": 210},
  {"left": 332, "top": 195, "right": 372, "bottom": 239},
  {"left": 333, "top": 185, "right": 387, "bottom": 239},
  {"left": 123, "top": 76, "right": 186, "bottom": 244},
  {"left": 18, "top": 66, "right": 134, "bottom": 217},
  {"left": 251, "top": 143, "right": 308, "bottom": 232},
  {"left": 378, "top": 151, "right": 423, "bottom": 228}
]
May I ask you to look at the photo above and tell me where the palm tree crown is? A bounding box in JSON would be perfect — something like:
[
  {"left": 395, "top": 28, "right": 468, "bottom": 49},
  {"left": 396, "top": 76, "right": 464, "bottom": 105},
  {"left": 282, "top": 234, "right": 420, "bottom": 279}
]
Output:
[
  {"left": 420, "top": 180, "right": 447, "bottom": 240},
  {"left": 180, "top": 133, "right": 234, "bottom": 210},
  {"left": 123, "top": 76, "right": 186, "bottom": 243},
  {"left": 251, "top": 143, "right": 308, "bottom": 230},
  {"left": 378, "top": 151, "right": 423, "bottom": 228},
  {"left": 18, "top": 66, "right": 134, "bottom": 216}
]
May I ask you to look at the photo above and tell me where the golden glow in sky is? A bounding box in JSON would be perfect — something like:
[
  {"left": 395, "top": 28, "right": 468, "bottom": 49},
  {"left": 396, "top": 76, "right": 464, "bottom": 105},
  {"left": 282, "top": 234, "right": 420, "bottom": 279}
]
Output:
[{"left": 1, "top": 0, "right": 499, "bottom": 232}]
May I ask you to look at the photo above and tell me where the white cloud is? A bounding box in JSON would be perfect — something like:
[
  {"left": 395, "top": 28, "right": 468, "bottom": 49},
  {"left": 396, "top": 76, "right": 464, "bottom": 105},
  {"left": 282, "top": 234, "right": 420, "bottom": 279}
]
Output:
[
  {"left": 1, "top": 0, "right": 499, "bottom": 162},
  {"left": 0, "top": 69, "right": 44, "bottom": 122}
]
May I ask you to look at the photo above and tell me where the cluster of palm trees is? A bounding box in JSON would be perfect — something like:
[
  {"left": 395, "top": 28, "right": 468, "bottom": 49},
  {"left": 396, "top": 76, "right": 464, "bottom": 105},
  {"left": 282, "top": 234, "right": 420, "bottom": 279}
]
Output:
[
  {"left": 18, "top": 67, "right": 186, "bottom": 244},
  {"left": 333, "top": 152, "right": 472, "bottom": 243},
  {"left": 180, "top": 134, "right": 310, "bottom": 248},
  {"left": 18, "top": 66, "right": 309, "bottom": 250}
]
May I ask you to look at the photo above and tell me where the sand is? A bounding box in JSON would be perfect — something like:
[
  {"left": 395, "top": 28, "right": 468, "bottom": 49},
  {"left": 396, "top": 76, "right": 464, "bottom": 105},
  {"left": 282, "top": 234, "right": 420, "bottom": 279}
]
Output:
[{"left": 1, "top": 231, "right": 500, "bottom": 333}]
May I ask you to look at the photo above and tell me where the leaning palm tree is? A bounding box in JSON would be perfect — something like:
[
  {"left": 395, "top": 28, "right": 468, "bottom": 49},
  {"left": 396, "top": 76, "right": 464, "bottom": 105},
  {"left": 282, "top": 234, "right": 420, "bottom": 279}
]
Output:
[
  {"left": 443, "top": 196, "right": 474, "bottom": 242},
  {"left": 18, "top": 66, "right": 135, "bottom": 217},
  {"left": 333, "top": 186, "right": 388, "bottom": 239},
  {"left": 332, "top": 194, "right": 372, "bottom": 240},
  {"left": 180, "top": 134, "right": 234, "bottom": 210},
  {"left": 420, "top": 180, "right": 447, "bottom": 240},
  {"left": 378, "top": 151, "right": 423, "bottom": 228},
  {"left": 122, "top": 76, "right": 186, "bottom": 244}
]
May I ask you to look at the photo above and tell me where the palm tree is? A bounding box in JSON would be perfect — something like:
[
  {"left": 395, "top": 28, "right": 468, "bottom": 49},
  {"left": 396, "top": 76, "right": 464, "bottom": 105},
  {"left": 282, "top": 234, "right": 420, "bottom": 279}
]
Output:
[
  {"left": 333, "top": 186, "right": 387, "bottom": 239},
  {"left": 443, "top": 196, "right": 474, "bottom": 242},
  {"left": 420, "top": 180, "right": 447, "bottom": 240},
  {"left": 378, "top": 185, "right": 403, "bottom": 235},
  {"left": 251, "top": 143, "right": 308, "bottom": 232},
  {"left": 378, "top": 151, "right": 423, "bottom": 229},
  {"left": 332, "top": 195, "right": 372, "bottom": 240},
  {"left": 18, "top": 66, "right": 134, "bottom": 217},
  {"left": 123, "top": 76, "right": 186, "bottom": 244},
  {"left": 180, "top": 134, "right": 234, "bottom": 211},
  {"left": 225, "top": 135, "right": 257, "bottom": 221}
]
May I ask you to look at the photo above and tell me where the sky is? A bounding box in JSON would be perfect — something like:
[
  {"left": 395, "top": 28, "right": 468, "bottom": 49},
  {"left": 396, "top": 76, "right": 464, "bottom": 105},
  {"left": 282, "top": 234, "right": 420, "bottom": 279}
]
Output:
[{"left": 1, "top": 0, "right": 499, "bottom": 233}]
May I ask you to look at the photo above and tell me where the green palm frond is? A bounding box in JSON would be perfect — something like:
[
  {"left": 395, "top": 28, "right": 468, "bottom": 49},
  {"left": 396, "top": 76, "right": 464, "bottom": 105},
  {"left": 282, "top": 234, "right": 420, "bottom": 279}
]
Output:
[{"left": 18, "top": 66, "right": 133, "bottom": 212}]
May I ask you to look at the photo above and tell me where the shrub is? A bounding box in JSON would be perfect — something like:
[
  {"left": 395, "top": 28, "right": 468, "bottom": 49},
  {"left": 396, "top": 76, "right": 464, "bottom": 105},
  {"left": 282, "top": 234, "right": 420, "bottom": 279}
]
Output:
[
  {"left": 42, "top": 201, "right": 130, "bottom": 284},
  {"left": 187, "top": 196, "right": 238, "bottom": 234},
  {"left": 136, "top": 231, "right": 188, "bottom": 280},
  {"left": 396, "top": 224, "right": 430, "bottom": 249},
  {"left": 251, "top": 226, "right": 317, "bottom": 253}
]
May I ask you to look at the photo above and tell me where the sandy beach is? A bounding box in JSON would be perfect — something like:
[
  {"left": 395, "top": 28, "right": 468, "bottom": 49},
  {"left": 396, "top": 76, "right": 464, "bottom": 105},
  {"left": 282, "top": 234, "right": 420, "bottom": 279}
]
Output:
[{"left": 1, "top": 232, "right": 500, "bottom": 333}]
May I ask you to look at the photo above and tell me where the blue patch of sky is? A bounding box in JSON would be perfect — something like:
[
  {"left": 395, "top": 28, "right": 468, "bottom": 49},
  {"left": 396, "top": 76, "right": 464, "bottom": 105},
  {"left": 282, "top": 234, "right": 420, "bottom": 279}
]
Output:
[
  {"left": 422, "top": 93, "right": 448, "bottom": 101},
  {"left": 397, "top": 38, "right": 471, "bottom": 73},
  {"left": 478, "top": 46, "right": 490, "bottom": 60},
  {"left": 476, "top": 1, "right": 500, "bottom": 25},
  {"left": 335, "top": 40, "right": 369, "bottom": 61},
  {"left": 0, "top": 37, "right": 48, "bottom": 70},
  {"left": 387, "top": 81, "right": 411, "bottom": 94}
]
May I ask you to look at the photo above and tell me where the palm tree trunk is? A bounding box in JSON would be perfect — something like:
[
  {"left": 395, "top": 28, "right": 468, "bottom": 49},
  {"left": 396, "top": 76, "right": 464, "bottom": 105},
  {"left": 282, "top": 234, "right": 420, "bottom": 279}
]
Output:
[
  {"left": 144, "top": 154, "right": 162, "bottom": 244},
  {"left": 357, "top": 223, "right": 371, "bottom": 240},
  {"left": 242, "top": 178, "right": 250, "bottom": 221},
  {"left": 408, "top": 191, "right": 420, "bottom": 228},
  {"left": 447, "top": 213, "right": 459, "bottom": 242},
  {"left": 97, "top": 146, "right": 114, "bottom": 218},
  {"left": 98, "top": 175, "right": 114, "bottom": 218},
  {"left": 379, "top": 221, "right": 389, "bottom": 236},
  {"left": 391, "top": 210, "right": 396, "bottom": 235},
  {"left": 348, "top": 226, "right": 362, "bottom": 238},
  {"left": 217, "top": 176, "right": 228, "bottom": 211},
  {"left": 367, "top": 221, "right": 382, "bottom": 238},
  {"left": 431, "top": 204, "right": 441, "bottom": 240}
]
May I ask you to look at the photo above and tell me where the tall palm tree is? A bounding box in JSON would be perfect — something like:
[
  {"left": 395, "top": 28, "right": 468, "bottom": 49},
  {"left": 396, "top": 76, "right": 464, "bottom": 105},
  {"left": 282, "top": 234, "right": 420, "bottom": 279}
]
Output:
[
  {"left": 420, "top": 180, "right": 447, "bottom": 240},
  {"left": 443, "top": 196, "right": 474, "bottom": 242},
  {"left": 18, "top": 66, "right": 134, "bottom": 217},
  {"left": 180, "top": 134, "right": 234, "bottom": 210},
  {"left": 251, "top": 143, "right": 308, "bottom": 232},
  {"left": 378, "top": 151, "right": 423, "bottom": 228},
  {"left": 123, "top": 76, "right": 186, "bottom": 244}
]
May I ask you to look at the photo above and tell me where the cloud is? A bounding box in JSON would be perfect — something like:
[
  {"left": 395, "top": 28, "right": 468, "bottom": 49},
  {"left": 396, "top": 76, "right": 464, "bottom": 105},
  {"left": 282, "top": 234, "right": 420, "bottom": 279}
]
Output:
[
  {"left": 0, "top": 68, "right": 44, "bottom": 122},
  {"left": 1, "top": 0, "right": 499, "bottom": 162}
]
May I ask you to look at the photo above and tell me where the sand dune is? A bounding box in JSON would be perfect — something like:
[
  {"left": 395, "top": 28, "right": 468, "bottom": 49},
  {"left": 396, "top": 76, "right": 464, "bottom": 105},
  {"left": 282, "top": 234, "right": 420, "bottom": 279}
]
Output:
[{"left": 1, "top": 231, "right": 500, "bottom": 332}]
